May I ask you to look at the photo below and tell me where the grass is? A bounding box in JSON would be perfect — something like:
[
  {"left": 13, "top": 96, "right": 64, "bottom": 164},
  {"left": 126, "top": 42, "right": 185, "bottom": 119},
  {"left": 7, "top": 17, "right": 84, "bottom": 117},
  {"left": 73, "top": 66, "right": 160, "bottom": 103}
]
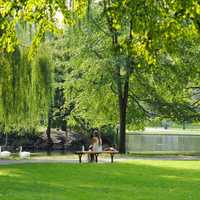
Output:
[{"left": 1, "top": 161, "right": 200, "bottom": 199}]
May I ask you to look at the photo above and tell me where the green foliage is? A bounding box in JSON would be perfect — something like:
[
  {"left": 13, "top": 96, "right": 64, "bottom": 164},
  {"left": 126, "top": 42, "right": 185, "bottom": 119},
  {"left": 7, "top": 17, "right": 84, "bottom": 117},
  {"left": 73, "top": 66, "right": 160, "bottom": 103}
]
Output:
[
  {"left": 60, "top": 1, "right": 200, "bottom": 130},
  {"left": 0, "top": 0, "right": 89, "bottom": 54},
  {"left": 0, "top": 45, "right": 53, "bottom": 133},
  {"left": 58, "top": 21, "right": 118, "bottom": 128},
  {"left": 0, "top": 0, "right": 199, "bottom": 135}
]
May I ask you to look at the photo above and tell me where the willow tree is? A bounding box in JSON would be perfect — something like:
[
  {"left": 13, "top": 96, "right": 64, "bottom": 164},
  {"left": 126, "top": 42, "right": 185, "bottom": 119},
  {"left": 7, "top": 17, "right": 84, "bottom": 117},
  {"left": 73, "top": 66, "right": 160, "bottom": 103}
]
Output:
[
  {"left": 0, "top": 20, "right": 53, "bottom": 133},
  {"left": 0, "top": 45, "right": 53, "bottom": 133},
  {"left": 0, "top": 0, "right": 81, "bottom": 132}
]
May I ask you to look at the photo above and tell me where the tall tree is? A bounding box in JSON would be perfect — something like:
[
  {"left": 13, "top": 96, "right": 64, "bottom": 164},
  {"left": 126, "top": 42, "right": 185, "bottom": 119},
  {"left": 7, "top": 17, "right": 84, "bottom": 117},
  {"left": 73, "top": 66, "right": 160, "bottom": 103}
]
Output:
[{"left": 60, "top": 1, "right": 200, "bottom": 153}]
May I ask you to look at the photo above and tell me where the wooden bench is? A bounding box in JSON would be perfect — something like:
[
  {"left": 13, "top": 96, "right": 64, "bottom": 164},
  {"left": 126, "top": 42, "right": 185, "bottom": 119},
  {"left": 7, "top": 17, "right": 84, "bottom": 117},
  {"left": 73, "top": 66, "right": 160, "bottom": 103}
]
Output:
[{"left": 75, "top": 151, "right": 119, "bottom": 163}]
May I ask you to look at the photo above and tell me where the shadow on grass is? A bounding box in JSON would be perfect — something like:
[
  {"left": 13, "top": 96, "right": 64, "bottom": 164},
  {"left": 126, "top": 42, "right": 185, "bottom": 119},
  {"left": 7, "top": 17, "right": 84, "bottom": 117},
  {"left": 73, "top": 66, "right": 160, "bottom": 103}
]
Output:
[{"left": 0, "top": 161, "right": 200, "bottom": 200}]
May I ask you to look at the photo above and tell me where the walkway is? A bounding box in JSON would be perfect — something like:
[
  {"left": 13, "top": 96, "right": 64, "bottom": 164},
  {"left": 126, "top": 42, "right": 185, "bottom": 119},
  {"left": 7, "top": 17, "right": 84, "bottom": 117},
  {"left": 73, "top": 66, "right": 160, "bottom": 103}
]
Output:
[{"left": 1, "top": 155, "right": 200, "bottom": 165}]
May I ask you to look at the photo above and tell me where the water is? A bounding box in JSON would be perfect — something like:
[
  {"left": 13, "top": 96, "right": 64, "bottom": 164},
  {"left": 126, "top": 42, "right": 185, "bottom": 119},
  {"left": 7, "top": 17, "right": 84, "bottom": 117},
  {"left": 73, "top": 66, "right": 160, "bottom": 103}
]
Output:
[{"left": 127, "top": 133, "right": 200, "bottom": 153}]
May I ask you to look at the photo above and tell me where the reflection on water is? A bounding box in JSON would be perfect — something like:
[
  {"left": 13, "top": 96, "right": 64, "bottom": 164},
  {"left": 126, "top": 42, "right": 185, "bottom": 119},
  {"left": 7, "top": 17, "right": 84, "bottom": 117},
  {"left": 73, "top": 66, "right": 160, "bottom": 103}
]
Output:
[{"left": 127, "top": 133, "right": 200, "bottom": 152}]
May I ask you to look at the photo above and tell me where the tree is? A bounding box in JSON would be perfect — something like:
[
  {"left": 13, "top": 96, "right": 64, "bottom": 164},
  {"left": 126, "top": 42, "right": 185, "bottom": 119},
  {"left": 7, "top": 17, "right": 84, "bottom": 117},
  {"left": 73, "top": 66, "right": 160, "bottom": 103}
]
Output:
[
  {"left": 0, "top": 0, "right": 89, "bottom": 53},
  {"left": 60, "top": 1, "right": 200, "bottom": 153},
  {"left": 0, "top": 0, "right": 90, "bottom": 132},
  {"left": 0, "top": 43, "right": 53, "bottom": 133}
]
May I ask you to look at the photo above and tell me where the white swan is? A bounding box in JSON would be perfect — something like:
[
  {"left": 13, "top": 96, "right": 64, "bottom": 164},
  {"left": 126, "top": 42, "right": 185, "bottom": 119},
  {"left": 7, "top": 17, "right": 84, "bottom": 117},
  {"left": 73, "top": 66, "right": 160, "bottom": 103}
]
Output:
[
  {"left": 19, "top": 146, "right": 30, "bottom": 159},
  {"left": 0, "top": 146, "right": 11, "bottom": 158}
]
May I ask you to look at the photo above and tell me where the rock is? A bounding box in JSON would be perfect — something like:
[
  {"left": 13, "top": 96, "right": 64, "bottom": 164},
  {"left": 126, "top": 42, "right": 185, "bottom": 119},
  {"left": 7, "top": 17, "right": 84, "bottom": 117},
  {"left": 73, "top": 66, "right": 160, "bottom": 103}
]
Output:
[{"left": 0, "top": 128, "right": 111, "bottom": 152}]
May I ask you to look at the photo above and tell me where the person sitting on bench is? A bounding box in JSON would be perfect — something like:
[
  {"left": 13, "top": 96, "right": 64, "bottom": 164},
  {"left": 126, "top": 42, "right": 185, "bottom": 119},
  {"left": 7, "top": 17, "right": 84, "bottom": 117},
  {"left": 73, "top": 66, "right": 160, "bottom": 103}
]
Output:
[{"left": 88, "top": 130, "right": 102, "bottom": 162}]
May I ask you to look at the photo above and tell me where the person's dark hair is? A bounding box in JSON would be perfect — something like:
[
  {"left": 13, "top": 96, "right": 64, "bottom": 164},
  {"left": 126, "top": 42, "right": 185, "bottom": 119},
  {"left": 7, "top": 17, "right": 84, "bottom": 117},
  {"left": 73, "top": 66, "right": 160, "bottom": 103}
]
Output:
[
  {"left": 93, "top": 130, "right": 98, "bottom": 136},
  {"left": 90, "top": 129, "right": 97, "bottom": 138}
]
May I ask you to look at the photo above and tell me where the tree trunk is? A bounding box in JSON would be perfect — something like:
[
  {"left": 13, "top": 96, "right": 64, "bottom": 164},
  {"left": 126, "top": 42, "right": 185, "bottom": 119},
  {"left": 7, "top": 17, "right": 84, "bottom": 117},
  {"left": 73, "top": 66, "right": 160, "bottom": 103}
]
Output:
[
  {"left": 103, "top": 1, "right": 131, "bottom": 153},
  {"left": 113, "top": 35, "right": 129, "bottom": 153},
  {"left": 46, "top": 114, "right": 53, "bottom": 146},
  {"left": 119, "top": 103, "right": 126, "bottom": 153},
  {"left": 61, "top": 119, "right": 67, "bottom": 131},
  {"left": 4, "top": 133, "right": 8, "bottom": 147},
  {"left": 182, "top": 120, "right": 186, "bottom": 130},
  {"left": 119, "top": 79, "right": 129, "bottom": 153}
]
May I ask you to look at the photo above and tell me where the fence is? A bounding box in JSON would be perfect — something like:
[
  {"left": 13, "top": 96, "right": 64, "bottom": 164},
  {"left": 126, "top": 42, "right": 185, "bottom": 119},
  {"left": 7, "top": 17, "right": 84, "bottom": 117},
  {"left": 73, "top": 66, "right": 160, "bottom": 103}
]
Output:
[{"left": 126, "top": 133, "right": 200, "bottom": 153}]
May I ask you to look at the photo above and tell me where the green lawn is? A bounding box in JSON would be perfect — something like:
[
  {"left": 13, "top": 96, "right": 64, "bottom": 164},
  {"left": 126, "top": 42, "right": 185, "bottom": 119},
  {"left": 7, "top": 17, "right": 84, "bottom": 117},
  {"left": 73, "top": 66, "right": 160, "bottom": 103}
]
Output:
[{"left": 0, "top": 161, "right": 200, "bottom": 200}]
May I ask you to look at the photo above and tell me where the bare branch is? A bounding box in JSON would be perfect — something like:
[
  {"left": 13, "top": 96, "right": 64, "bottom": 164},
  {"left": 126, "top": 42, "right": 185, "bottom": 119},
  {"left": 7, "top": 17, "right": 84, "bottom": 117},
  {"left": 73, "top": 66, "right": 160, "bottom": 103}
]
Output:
[{"left": 129, "top": 93, "right": 156, "bottom": 117}]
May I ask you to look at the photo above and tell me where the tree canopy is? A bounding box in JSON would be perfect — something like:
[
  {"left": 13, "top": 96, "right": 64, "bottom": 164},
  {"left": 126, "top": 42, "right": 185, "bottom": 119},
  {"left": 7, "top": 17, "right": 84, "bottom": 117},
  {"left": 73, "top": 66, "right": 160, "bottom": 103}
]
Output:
[
  {"left": 0, "top": 0, "right": 89, "bottom": 53},
  {"left": 0, "top": 45, "right": 53, "bottom": 132},
  {"left": 53, "top": 0, "right": 200, "bottom": 152},
  {"left": 0, "top": 0, "right": 199, "bottom": 152}
]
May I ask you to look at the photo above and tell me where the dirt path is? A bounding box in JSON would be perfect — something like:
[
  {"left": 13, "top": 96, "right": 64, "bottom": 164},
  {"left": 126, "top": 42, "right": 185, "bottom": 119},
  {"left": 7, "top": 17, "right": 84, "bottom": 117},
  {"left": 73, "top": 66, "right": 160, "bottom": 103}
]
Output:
[{"left": 0, "top": 159, "right": 78, "bottom": 165}]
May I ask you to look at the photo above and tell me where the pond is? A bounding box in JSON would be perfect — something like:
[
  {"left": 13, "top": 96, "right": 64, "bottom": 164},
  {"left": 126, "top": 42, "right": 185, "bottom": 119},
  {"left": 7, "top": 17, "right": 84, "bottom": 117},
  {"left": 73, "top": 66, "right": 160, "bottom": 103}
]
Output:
[{"left": 127, "top": 131, "right": 200, "bottom": 153}]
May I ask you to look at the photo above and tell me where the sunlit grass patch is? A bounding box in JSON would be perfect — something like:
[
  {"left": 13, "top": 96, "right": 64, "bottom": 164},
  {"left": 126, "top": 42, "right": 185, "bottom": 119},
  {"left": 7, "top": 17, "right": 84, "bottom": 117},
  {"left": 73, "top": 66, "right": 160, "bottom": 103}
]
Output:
[
  {"left": 0, "top": 161, "right": 200, "bottom": 200},
  {"left": 0, "top": 169, "right": 22, "bottom": 177}
]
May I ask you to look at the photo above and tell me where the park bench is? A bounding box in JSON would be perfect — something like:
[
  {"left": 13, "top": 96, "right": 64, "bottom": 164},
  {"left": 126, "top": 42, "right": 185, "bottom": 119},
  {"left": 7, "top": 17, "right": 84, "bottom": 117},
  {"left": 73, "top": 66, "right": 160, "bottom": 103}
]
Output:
[{"left": 75, "top": 150, "right": 119, "bottom": 163}]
